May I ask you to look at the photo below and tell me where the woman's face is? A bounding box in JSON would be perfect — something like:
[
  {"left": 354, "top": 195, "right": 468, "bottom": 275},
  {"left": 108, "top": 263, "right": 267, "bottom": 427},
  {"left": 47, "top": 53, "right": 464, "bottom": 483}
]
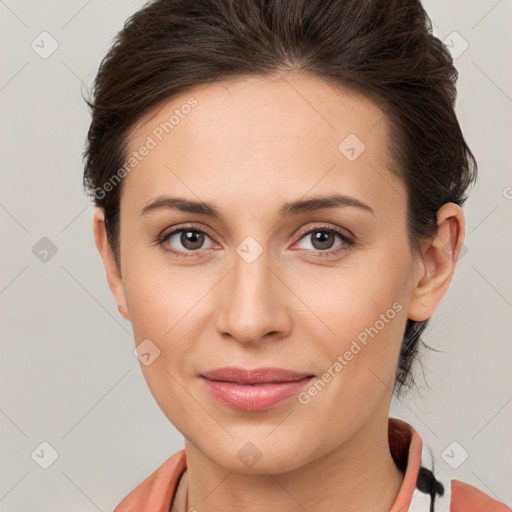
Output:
[{"left": 103, "top": 73, "right": 428, "bottom": 472}]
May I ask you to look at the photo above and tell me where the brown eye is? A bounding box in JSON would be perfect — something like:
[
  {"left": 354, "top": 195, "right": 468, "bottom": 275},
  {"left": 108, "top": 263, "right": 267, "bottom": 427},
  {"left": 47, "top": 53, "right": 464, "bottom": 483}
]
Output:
[
  {"left": 179, "top": 230, "right": 205, "bottom": 250},
  {"left": 309, "top": 231, "right": 336, "bottom": 251},
  {"left": 160, "top": 226, "right": 215, "bottom": 256},
  {"left": 293, "top": 226, "right": 354, "bottom": 257}
]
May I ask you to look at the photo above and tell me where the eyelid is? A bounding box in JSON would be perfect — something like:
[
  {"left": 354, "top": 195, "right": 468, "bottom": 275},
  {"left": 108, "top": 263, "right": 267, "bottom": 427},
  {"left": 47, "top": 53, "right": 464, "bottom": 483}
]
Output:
[
  {"left": 292, "top": 222, "right": 355, "bottom": 244},
  {"left": 157, "top": 222, "right": 217, "bottom": 244}
]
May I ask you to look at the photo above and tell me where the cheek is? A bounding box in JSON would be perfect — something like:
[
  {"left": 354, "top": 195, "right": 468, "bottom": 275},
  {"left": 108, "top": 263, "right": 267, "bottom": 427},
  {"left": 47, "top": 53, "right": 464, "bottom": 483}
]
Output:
[
  {"left": 122, "top": 261, "right": 218, "bottom": 383},
  {"left": 287, "top": 250, "right": 411, "bottom": 396},
  {"left": 289, "top": 248, "right": 410, "bottom": 339},
  {"left": 292, "top": 271, "right": 408, "bottom": 439},
  {"left": 123, "top": 259, "right": 205, "bottom": 335},
  {"left": 122, "top": 264, "right": 204, "bottom": 428}
]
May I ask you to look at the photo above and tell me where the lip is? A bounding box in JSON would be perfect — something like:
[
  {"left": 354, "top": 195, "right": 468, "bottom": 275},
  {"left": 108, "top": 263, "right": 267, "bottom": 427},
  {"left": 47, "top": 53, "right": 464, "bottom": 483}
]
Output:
[{"left": 200, "top": 367, "right": 315, "bottom": 411}]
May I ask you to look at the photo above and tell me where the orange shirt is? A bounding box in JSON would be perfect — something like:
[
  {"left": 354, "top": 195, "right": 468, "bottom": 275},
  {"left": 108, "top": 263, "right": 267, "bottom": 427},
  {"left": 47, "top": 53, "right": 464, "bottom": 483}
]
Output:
[{"left": 114, "top": 417, "right": 510, "bottom": 511}]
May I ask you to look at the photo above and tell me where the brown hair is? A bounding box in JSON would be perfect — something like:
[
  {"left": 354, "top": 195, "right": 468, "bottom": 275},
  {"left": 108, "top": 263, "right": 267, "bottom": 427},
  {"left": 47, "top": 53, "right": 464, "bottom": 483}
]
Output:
[{"left": 82, "top": 0, "right": 477, "bottom": 396}]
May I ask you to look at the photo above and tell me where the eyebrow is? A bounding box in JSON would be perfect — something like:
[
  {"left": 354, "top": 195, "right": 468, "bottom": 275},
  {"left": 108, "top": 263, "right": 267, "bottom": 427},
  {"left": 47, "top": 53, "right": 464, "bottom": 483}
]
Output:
[{"left": 140, "top": 193, "right": 375, "bottom": 219}]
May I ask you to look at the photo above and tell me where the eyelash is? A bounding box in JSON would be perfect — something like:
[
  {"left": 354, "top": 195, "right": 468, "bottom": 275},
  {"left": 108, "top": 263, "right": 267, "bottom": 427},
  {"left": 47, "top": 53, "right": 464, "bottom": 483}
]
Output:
[{"left": 156, "top": 223, "right": 355, "bottom": 259}]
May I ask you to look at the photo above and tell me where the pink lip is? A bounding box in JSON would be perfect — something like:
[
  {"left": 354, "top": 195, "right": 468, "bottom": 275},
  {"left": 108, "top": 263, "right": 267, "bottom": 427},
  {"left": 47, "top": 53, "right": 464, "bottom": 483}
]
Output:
[{"left": 200, "top": 367, "right": 315, "bottom": 411}]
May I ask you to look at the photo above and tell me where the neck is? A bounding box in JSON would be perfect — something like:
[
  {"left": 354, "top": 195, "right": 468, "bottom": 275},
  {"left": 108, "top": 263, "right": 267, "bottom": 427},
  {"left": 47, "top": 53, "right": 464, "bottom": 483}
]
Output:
[{"left": 180, "top": 412, "right": 404, "bottom": 512}]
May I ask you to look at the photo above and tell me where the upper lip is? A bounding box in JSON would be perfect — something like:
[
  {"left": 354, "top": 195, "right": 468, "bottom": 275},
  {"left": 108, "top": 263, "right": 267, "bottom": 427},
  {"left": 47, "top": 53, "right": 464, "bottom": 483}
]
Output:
[{"left": 201, "top": 367, "right": 314, "bottom": 385}]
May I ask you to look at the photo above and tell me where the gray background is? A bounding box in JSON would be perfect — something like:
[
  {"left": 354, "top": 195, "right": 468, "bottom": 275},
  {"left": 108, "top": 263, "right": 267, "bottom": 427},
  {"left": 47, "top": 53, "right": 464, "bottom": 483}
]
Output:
[{"left": 1, "top": 0, "right": 511, "bottom": 510}]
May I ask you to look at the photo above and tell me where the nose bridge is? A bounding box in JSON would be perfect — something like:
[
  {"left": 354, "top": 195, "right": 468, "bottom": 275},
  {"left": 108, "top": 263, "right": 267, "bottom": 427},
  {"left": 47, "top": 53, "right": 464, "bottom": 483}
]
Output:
[{"left": 216, "top": 239, "right": 290, "bottom": 343}]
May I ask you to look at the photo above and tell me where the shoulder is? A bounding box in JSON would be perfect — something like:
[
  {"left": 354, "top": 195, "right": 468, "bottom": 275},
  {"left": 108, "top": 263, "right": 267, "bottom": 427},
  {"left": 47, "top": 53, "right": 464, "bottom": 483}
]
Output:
[{"left": 450, "top": 479, "right": 511, "bottom": 512}]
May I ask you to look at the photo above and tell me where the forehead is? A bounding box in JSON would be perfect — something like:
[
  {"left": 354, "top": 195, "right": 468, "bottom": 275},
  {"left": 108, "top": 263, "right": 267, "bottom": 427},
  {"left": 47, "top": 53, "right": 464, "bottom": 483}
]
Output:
[
  {"left": 121, "top": 72, "right": 404, "bottom": 219},
  {"left": 129, "top": 72, "right": 387, "bottom": 150}
]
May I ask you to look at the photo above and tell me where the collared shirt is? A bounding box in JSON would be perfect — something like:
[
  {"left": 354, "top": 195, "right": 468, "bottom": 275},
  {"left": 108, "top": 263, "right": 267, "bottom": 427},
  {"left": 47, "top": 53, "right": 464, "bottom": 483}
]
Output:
[{"left": 114, "top": 417, "right": 510, "bottom": 511}]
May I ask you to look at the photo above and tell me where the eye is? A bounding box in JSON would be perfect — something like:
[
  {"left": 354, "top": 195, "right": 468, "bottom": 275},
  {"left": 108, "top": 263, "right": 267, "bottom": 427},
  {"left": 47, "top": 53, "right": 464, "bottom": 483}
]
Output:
[
  {"left": 156, "top": 223, "right": 355, "bottom": 259},
  {"left": 292, "top": 225, "right": 354, "bottom": 256},
  {"left": 158, "top": 225, "right": 216, "bottom": 258}
]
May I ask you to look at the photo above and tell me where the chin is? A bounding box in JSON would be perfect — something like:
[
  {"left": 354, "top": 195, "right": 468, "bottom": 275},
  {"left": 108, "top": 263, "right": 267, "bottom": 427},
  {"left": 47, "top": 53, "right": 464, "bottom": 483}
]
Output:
[{"left": 193, "top": 430, "right": 315, "bottom": 475}]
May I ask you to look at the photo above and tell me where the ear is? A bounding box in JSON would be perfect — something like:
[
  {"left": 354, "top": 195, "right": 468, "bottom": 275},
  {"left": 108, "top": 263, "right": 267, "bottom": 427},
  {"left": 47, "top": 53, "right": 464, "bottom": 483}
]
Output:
[
  {"left": 407, "top": 203, "right": 465, "bottom": 322},
  {"left": 92, "top": 207, "right": 130, "bottom": 322}
]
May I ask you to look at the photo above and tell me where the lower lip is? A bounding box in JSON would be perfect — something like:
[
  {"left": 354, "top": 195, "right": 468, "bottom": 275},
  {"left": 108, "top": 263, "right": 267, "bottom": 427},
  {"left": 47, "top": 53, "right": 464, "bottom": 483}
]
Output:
[{"left": 201, "top": 376, "right": 314, "bottom": 411}]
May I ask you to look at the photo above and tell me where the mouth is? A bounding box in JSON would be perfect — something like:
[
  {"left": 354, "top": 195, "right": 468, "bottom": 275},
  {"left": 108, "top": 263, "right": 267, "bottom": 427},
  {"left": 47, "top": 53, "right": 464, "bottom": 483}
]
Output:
[{"left": 199, "top": 367, "right": 315, "bottom": 411}]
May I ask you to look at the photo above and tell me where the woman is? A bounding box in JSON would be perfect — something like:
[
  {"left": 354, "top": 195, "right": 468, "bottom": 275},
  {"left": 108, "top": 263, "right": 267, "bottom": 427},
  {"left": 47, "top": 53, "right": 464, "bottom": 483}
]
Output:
[{"left": 83, "top": 0, "right": 510, "bottom": 510}]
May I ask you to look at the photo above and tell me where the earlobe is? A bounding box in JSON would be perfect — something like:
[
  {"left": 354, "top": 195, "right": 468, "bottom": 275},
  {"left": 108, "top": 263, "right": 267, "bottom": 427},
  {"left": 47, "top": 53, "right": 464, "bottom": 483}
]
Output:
[
  {"left": 92, "top": 207, "right": 131, "bottom": 322},
  {"left": 407, "top": 203, "right": 465, "bottom": 322}
]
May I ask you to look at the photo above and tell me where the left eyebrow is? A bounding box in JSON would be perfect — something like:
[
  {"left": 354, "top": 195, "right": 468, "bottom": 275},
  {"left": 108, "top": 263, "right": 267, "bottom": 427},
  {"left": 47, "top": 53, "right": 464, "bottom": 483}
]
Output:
[
  {"left": 139, "top": 193, "right": 375, "bottom": 219},
  {"left": 278, "top": 193, "right": 375, "bottom": 217}
]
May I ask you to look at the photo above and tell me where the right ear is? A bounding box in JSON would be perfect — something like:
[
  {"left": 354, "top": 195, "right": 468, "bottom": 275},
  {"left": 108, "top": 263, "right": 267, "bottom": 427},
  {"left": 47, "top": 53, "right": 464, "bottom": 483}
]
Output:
[{"left": 92, "top": 207, "right": 130, "bottom": 322}]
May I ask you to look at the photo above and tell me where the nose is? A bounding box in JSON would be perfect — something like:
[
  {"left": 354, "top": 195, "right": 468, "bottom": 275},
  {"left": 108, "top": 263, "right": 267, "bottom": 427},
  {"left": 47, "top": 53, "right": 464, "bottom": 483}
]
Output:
[{"left": 215, "top": 248, "right": 292, "bottom": 346}]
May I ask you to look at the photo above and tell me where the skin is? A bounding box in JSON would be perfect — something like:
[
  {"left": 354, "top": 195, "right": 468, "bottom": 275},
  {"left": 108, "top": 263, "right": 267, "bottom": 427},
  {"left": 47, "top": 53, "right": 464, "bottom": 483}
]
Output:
[{"left": 93, "top": 71, "right": 465, "bottom": 512}]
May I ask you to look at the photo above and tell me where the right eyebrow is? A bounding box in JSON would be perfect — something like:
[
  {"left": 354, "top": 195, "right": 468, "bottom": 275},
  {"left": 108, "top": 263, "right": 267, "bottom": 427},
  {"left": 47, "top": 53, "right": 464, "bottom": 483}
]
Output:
[{"left": 140, "top": 196, "right": 225, "bottom": 219}]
